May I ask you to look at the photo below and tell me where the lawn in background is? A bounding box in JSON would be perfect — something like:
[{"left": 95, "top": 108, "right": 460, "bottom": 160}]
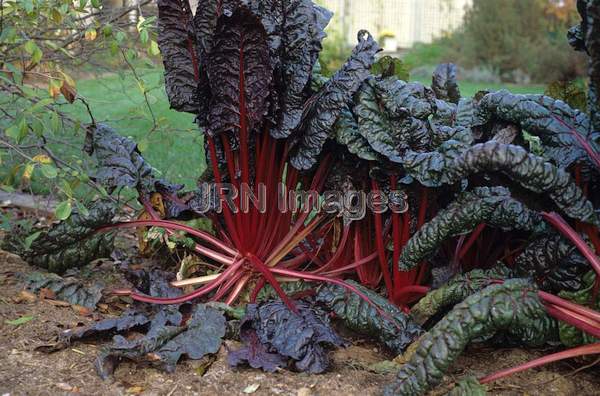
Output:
[
  {"left": 68, "top": 68, "right": 202, "bottom": 189},
  {"left": 63, "top": 69, "right": 545, "bottom": 189}
]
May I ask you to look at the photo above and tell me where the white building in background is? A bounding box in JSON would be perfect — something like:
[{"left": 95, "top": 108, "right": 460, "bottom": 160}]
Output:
[{"left": 320, "top": 0, "right": 472, "bottom": 50}]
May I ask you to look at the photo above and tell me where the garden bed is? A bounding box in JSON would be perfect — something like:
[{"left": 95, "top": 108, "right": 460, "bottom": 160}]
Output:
[{"left": 1, "top": 248, "right": 598, "bottom": 396}]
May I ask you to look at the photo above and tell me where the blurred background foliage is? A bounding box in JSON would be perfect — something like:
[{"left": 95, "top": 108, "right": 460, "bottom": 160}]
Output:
[
  {"left": 319, "top": 0, "right": 587, "bottom": 85},
  {"left": 0, "top": 0, "right": 201, "bottom": 221}
]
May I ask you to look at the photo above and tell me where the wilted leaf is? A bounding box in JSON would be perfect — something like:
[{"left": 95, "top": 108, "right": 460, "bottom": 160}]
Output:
[
  {"left": 25, "top": 272, "right": 104, "bottom": 309},
  {"left": 122, "top": 267, "right": 183, "bottom": 300},
  {"left": 61, "top": 310, "right": 151, "bottom": 344},
  {"left": 229, "top": 300, "right": 345, "bottom": 373},
  {"left": 243, "top": 384, "right": 260, "bottom": 394},
  {"left": 96, "top": 304, "right": 225, "bottom": 378},
  {"left": 545, "top": 80, "right": 587, "bottom": 112},
  {"left": 60, "top": 81, "right": 77, "bottom": 103},
  {"left": 15, "top": 290, "right": 37, "bottom": 303},
  {"left": 48, "top": 80, "right": 62, "bottom": 99}
]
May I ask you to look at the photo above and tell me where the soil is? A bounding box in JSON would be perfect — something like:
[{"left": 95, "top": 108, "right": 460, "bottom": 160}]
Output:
[{"left": 0, "top": 249, "right": 599, "bottom": 396}]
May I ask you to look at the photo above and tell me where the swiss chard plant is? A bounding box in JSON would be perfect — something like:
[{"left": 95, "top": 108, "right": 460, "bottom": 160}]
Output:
[{"left": 5, "top": 0, "right": 600, "bottom": 393}]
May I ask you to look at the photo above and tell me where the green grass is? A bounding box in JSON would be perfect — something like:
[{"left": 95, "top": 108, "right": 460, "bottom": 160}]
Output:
[
  {"left": 67, "top": 68, "right": 203, "bottom": 189},
  {"left": 412, "top": 77, "right": 545, "bottom": 97},
  {"left": 57, "top": 68, "right": 544, "bottom": 191},
  {"left": 402, "top": 41, "right": 453, "bottom": 70}
]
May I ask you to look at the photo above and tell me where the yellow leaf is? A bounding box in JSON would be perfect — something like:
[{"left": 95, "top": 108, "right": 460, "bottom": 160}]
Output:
[
  {"left": 150, "top": 192, "right": 166, "bottom": 218},
  {"left": 84, "top": 28, "right": 97, "bottom": 41},
  {"left": 58, "top": 71, "right": 76, "bottom": 88},
  {"left": 148, "top": 40, "right": 160, "bottom": 56},
  {"left": 51, "top": 8, "right": 63, "bottom": 23},
  {"left": 32, "top": 154, "right": 52, "bottom": 164},
  {"left": 137, "top": 211, "right": 152, "bottom": 254},
  {"left": 48, "top": 80, "right": 62, "bottom": 99},
  {"left": 23, "top": 163, "right": 35, "bottom": 181}
]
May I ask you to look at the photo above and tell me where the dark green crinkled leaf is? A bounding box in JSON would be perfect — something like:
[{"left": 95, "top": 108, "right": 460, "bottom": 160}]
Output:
[
  {"left": 455, "top": 98, "right": 478, "bottom": 128},
  {"left": 400, "top": 126, "right": 472, "bottom": 187},
  {"left": 311, "top": 61, "right": 329, "bottom": 91},
  {"left": 446, "top": 142, "right": 598, "bottom": 225},
  {"left": 206, "top": 6, "right": 272, "bottom": 138},
  {"left": 334, "top": 108, "right": 379, "bottom": 161},
  {"left": 398, "top": 187, "right": 548, "bottom": 271},
  {"left": 557, "top": 271, "right": 599, "bottom": 347},
  {"left": 96, "top": 304, "right": 225, "bottom": 378},
  {"left": 431, "top": 63, "right": 460, "bottom": 104},
  {"left": 3, "top": 200, "right": 115, "bottom": 274},
  {"left": 25, "top": 272, "right": 104, "bottom": 309},
  {"left": 189, "top": 0, "right": 229, "bottom": 126},
  {"left": 255, "top": 279, "right": 315, "bottom": 302},
  {"left": 473, "top": 90, "right": 599, "bottom": 168},
  {"left": 383, "top": 280, "right": 558, "bottom": 396},
  {"left": 568, "top": 7, "right": 586, "bottom": 51},
  {"left": 404, "top": 141, "right": 598, "bottom": 225},
  {"left": 447, "top": 377, "right": 488, "bottom": 396},
  {"left": 354, "top": 77, "right": 433, "bottom": 161},
  {"left": 152, "top": 304, "right": 226, "bottom": 370},
  {"left": 588, "top": 0, "right": 600, "bottom": 132},
  {"left": 315, "top": 280, "right": 423, "bottom": 354},
  {"left": 55, "top": 267, "right": 186, "bottom": 353},
  {"left": 514, "top": 235, "right": 591, "bottom": 293},
  {"left": 430, "top": 100, "right": 457, "bottom": 132},
  {"left": 289, "top": 30, "right": 380, "bottom": 170},
  {"left": 229, "top": 300, "right": 345, "bottom": 373},
  {"left": 410, "top": 266, "right": 512, "bottom": 325},
  {"left": 157, "top": 0, "right": 199, "bottom": 114}
]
